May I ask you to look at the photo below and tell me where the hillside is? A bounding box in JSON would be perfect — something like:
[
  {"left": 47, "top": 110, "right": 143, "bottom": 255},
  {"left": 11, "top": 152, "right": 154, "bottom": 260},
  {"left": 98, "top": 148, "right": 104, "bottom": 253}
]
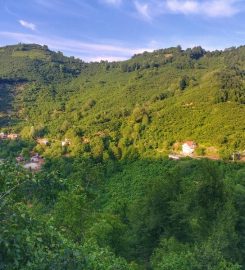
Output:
[
  {"left": 0, "top": 43, "right": 245, "bottom": 270},
  {"left": 0, "top": 44, "right": 244, "bottom": 160}
]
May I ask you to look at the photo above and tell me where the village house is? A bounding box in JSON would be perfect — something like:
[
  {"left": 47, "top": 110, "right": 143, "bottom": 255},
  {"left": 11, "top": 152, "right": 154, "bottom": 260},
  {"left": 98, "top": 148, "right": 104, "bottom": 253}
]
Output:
[
  {"left": 94, "top": 131, "right": 106, "bottom": 137},
  {"left": 61, "top": 138, "right": 71, "bottom": 147},
  {"left": 0, "top": 132, "right": 19, "bottom": 140},
  {"left": 30, "top": 153, "right": 42, "bottom": 163},
  {"left": 0, "top": 132, "right": 7, "bottom": 139},
  {"left": 182, "top": 141, "right": 197, "bottom": 155},
  {"left": 37, "top": 138, "right": 49, "bottom": 146},
  {"left": 7, "top": 133, "right": 19, "bottom": 140},
  {"left": 82, "top": 136, "right": 90, "bottom": 144},
  {"left": 168, "top": 154, "right": 180, "bottom": 160},
  {"left": 16, "top": 155, "right": 24, "bottom": 163},
  {"left": 23, "top": 153, "right": 45, "bottom": 172}
]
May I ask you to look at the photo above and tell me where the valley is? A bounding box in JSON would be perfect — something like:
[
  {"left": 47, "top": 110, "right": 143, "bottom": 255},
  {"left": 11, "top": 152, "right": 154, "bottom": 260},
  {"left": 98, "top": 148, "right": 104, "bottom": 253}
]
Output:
[{"left": 0, "top": 43, "right": 245, "bottom": 270}]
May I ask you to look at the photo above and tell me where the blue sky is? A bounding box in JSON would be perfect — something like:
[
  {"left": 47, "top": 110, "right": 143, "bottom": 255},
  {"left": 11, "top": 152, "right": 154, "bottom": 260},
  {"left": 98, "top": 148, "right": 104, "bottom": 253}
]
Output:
[{"left": 0, "top": 0, "right": 244, "bottom": 61}]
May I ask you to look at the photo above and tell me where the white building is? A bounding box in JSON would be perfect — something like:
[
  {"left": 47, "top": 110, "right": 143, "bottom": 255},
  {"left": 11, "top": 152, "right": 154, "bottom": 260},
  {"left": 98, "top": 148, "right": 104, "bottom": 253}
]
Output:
[
  {"left": 182, "top": 141, "right": 196, "bottom": 155},
  {"left": 7, "top": 133, "right": 19, "bottom": 140},
  {"left": 37, "top": 138, "right": 49, "bottom": 146},
  {"left": 61, "top": 138, "right": 70, "bottom": 147},
  {"left": 168, "top": 154, "right": 180, "bottom": 160},
  {"left": 30, "top": 153, "right": 42, "bottom": 163},
  {"left": 0, "top": 132, "right": 7, "bottom": 139}
]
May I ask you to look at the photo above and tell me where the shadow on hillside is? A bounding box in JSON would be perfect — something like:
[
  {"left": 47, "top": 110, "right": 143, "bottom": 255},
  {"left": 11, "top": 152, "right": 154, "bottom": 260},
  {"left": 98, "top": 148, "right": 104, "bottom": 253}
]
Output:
[
  {"left": 0, "top": 81, "right": 14, "bottom": 113},
  {"left": 0, "top": 78, "right": 27, "bottom": 112},
  {"left": 0, "top": 116, "right": 22, "bottom": 128},
  {"left": 0, "top": 79, "right": 26, "bottom": 128}
]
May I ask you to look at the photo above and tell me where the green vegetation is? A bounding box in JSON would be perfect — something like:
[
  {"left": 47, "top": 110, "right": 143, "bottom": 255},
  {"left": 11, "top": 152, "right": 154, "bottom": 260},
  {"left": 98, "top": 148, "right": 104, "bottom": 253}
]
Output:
[
  {"left": 1, "top": 44, "right": 244, "bottom": 160},
  {"left": 0, "top": 43, "right": 245, "bottom": 268},
  {"left": 1, "top": 158, "right": 245, "bottom": 269}
]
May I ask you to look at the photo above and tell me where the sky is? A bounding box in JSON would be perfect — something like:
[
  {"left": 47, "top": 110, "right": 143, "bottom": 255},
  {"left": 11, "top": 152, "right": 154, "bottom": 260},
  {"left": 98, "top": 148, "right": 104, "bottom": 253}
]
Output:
[{"left": 0, "top": 0, "right": 244, "bottom": 61}]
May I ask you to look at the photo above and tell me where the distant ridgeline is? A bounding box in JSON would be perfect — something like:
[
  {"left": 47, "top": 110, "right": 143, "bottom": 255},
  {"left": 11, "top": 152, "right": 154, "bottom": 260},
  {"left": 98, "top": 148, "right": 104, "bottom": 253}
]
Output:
[{"left": 0, "top": 43, "right": 244, "bottom": 160}]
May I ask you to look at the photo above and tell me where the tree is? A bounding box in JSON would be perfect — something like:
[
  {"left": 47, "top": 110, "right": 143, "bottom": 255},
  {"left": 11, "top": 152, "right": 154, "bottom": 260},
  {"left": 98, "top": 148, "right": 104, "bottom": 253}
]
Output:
[
  {"left": 179, "top": 76, "right": 189, "bottom": 90},
  {"left": 53, "top": 189, "right": 87, "bottom": 241},
  {"left": 189, "top": 46, "right": 206, "bottom": 60}
]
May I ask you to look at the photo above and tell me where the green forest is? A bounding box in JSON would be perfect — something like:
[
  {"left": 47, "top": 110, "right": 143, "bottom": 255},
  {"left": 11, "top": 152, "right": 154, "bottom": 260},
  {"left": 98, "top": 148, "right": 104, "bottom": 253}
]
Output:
[{"left": 0, "top": 43, "right": 245, "bottom": 269}]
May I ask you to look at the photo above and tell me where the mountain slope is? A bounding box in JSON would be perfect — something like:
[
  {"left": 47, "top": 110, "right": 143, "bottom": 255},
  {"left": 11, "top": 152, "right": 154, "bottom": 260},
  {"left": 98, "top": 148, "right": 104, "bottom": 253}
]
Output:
[
  {"left": 0, "top": 44, "right": 244, "bottom": 159},
  {"left": 0, "top": 44, "right": 245, "bottom": 269}
]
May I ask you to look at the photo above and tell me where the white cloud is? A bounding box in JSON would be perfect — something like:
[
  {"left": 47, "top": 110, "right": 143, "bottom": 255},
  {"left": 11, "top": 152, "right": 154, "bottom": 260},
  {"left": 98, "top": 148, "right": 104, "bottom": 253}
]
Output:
[
  {"left": 0, "top": 31, "right": 154, "bottom": 61},
  {"left": 166, "top": 0, "right": 199, "bottom": 14},
  {"left": 134, "top": 1, "right": 151, "bottom": 20},
  {"left": 19, "top": 20, "right": 36, "bottom": 31},
  {"left": 132, "top": 0, "right": 241, "bottom": 20},
  {"left": 87, "top": 56, "right": 127, "bottom": 62},
  {"left": 165, "top": 0, "right": 240, "bottom": 17},
  {"left": 101, "top": 0, "right": 122, "bottom": 6},
  {"left": 203, "top": 0, "right": 239, "bottom": 17}
]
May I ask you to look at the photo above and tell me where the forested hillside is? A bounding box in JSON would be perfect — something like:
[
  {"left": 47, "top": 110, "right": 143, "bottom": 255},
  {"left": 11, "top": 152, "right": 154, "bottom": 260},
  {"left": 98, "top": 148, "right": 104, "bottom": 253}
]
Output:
[
  {"left": 0, "top": 44, "right": 244, "bottom": 160},
  {"left": 0, "top": 43, "right": 245, "bottom": 269}
]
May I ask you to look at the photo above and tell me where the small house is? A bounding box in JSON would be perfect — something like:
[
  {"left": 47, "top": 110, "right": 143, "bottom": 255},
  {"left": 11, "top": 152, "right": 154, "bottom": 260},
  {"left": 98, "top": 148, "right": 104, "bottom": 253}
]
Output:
[
  {"left": 95, "top": 131, "right": 106, "bottom": 137},
  {"left": 82, "top": 137, "right": 90, "bottom": 144},
  {"left": 16, "top": 155, "right": 24, "bottom": 163},
  {"left": 0, "top": 132, "right": 7, "bottom": 139},
  {"left": 23, "top": 153, "right": 45, "bottom": 172},
  {"left": 168, "top": 154, "right": 180, "bottom": 160},
  {"left": 37, "top": 138, "right": 49, "bottom": 146},
  {"left": 182, "top": 141, "right": 197, "bottom": 155},
  {"left": 61, "top": 138, "right": 71, "bottom": 147},
  {"left": 30, "top": 153, "right": 42, "bottom": 163},
  {"left": 7, "top": 133, "right": 19, "bottom": 140}
]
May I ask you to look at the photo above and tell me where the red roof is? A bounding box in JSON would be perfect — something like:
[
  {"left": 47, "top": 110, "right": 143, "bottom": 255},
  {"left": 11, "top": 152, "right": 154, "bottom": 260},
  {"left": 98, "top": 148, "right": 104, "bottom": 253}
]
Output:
[{"left": 183, "top": 141, "right": 196, "bottom": 147}]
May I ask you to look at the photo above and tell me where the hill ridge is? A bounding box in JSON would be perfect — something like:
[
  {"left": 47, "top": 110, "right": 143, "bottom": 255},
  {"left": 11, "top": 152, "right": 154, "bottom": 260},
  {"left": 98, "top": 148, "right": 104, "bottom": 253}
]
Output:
[{"left": 0, "top": 43, "right": 244, "bottom": 160}]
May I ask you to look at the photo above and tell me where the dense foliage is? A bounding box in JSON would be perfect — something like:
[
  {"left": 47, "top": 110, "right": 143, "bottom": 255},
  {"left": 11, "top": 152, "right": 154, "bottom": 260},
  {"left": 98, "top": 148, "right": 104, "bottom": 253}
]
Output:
[
  {"left": 0, "top": 44, "right": 244, "bottom": 160},
  {"left": 1, "top": 157, "right": 245, "bottom": 269}
]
